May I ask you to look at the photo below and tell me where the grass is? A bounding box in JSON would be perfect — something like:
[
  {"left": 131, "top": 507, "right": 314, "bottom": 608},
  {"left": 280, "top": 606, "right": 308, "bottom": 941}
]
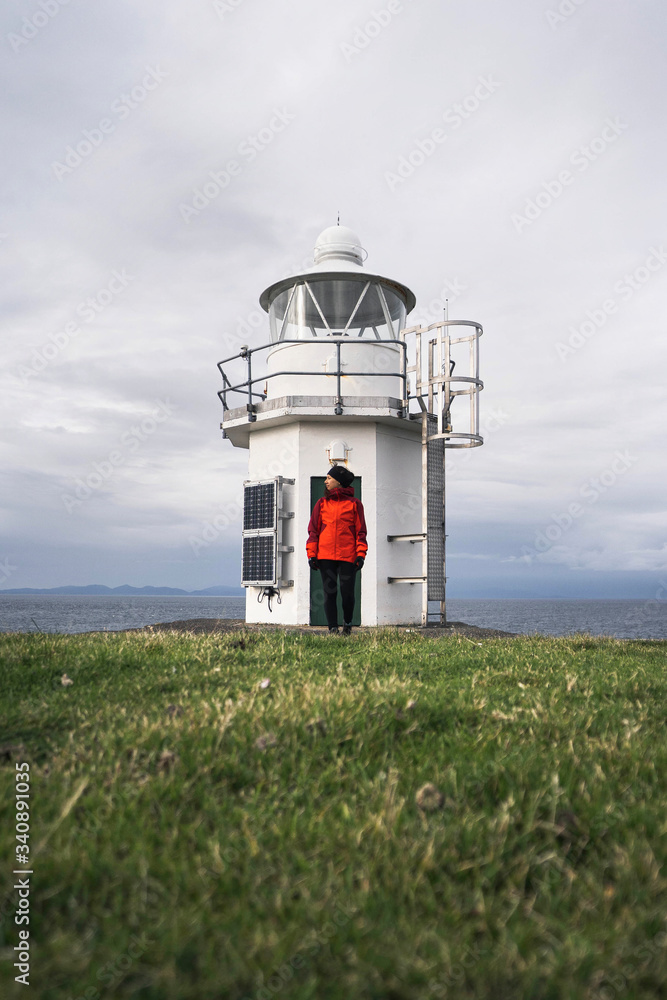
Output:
[{"left": 0, "top": 628, "right": 666, "bottom": 999}]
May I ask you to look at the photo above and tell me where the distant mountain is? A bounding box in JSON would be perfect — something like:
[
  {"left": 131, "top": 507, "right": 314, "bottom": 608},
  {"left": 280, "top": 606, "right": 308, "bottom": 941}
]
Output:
[{"left": 0, "top": 584, "right": 245, "bottom": 596}]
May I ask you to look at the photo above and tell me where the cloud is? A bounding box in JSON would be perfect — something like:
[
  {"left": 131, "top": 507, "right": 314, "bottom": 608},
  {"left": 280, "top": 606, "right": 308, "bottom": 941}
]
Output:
[{"left": 1, "top": 0, "right": 665, "bottom": 593}]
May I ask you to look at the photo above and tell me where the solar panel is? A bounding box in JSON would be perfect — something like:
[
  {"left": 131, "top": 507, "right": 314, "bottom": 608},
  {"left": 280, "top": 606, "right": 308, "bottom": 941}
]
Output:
[
  {"left": 242, "top": 534, "right": 276, "bottom": 585},
  {"left": 243, "top": 483, "right": 276, "bottom": 530},
  {"left": 240, "top": 477, "right": 294, "bottom": 589}
]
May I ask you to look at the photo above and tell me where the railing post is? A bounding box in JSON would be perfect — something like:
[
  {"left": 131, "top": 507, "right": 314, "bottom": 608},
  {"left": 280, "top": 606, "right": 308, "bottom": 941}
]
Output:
[
  {"left": 334, "top": 340, "right": 343, "bottom": 414},
  {"left": 400, "top": 340, "right": 407, "bottom": 417},
  {"left": 241, "top": 347, "right": 256, "bottom": 422}
]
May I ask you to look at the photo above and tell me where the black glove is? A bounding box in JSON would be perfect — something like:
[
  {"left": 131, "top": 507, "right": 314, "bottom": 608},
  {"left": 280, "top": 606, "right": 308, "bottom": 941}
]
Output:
[
  {"left": 309, "top": 557, "right": 319, "bottom": 571},
  {"left": 354, "top": 557, "right": 365, "bottom": 571}
]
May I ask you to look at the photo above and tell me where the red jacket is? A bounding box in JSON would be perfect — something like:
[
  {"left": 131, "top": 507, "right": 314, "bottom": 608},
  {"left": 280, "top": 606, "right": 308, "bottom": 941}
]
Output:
[{"left": 307, "top": 486, "right": 368, "bottom": 563}]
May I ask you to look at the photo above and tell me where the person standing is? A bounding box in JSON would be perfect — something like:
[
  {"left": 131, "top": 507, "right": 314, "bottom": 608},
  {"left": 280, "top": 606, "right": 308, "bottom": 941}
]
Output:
[{"left": 306, "top": 466, "right": 367, "bottom": 635}]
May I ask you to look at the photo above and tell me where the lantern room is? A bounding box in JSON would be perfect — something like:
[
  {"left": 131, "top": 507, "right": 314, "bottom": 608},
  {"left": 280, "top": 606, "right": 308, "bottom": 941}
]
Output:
[{"left": 259, "top": 225, "right": 415, "bottom": 400}]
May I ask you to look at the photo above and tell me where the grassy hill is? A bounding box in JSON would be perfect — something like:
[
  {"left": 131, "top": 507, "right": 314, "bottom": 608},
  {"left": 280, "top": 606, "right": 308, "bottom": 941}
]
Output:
[{"left": 1, "top": 628, "right": 666, "bottom": 999}]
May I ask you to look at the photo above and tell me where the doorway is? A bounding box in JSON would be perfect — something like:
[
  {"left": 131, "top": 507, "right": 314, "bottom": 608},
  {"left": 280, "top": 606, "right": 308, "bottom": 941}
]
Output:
[{"left": 309, "top": 477, "right": 362, "bottom": 626}]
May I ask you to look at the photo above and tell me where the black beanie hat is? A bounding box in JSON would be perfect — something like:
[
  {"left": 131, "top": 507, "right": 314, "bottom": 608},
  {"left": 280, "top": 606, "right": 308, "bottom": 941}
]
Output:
[{"left": 327, "top": 465, "right": 354, "bottom": 487}]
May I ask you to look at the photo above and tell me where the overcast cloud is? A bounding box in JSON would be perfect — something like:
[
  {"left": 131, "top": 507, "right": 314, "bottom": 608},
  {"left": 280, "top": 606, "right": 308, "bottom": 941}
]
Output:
[{"left": 1, "top": 0, "right": 665, "bottom": 598}]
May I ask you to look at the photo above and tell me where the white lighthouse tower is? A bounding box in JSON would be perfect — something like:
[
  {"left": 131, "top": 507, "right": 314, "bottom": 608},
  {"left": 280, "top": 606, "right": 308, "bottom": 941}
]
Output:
[{"left": 218, "top": 225, "right": 483, "bottom": 627}]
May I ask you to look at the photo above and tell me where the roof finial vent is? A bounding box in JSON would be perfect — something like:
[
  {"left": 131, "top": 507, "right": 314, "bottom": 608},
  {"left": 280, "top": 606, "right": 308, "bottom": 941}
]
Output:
[{"left": 313, "top": 224, "right": 365, "bottom": 266}]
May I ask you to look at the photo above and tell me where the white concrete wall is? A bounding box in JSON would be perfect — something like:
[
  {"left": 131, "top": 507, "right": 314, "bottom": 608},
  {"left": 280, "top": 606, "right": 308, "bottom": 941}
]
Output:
[
  {"left": 245, "top": 423, "right": 300, "bottom": 625},
  {"left": 266, "top": 341, "right": 403, "bottom": 399},
  {"left": 375, "top": 425, "right": 423, "bottom": 625},
  {"left": 244, "top": 419, "right": 423, "bottom": 625}
]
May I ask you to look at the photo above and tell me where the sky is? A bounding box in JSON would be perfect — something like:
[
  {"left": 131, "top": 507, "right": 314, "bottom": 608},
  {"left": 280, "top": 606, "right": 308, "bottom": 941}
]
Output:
[{"left": 1, "top": 0, "right": 666, "bottom": 599}]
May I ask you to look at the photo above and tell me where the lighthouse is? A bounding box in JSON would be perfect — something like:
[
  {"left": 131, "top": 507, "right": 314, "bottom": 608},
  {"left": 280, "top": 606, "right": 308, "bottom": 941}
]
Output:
[{"left": 218, "top": 225, "right": 483, "bottom": 627}]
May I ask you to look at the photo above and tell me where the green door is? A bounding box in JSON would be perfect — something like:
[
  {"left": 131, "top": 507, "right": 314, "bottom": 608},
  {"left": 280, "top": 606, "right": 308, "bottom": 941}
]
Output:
[{"left": 309, "top": 477, "right": 362, "bottom": 626}]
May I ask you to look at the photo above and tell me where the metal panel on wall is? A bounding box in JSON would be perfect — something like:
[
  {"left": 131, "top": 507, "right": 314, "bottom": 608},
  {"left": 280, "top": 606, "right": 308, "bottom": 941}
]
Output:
[
  {"left": 426, "top": 415, "right": 445, "bottom": 601},
  {"left": 241, "top": 478, "right": 294, "bottom": 588},
  {"left": 242, "top": 534, "right": 277, "bottom": 587},
  {"left": 243, "top": 482, "right": 276, "bottom": 531}
]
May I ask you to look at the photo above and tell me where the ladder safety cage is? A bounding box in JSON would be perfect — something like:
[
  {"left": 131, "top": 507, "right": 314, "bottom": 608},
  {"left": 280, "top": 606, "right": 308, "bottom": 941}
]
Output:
[
  {"left": 401, "top": 319, "right": 484, "bottom": 446},
  {"left": 241, "top": 477, "right": 295, "bottom": 588},
  {"left": 388, "top": 320, "right": 484, "bottom": 626}
]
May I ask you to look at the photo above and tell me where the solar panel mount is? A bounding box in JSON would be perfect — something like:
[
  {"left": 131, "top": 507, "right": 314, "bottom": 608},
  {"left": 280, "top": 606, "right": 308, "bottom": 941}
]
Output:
[{"left": 241, "top": 477, "right": 294, "bottom": 588}]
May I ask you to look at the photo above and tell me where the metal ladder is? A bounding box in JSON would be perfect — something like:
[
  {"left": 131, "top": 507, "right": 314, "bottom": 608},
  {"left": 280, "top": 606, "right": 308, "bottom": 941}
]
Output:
[{"left": 387, "top": 319, "right": 484, "bottom": 626}]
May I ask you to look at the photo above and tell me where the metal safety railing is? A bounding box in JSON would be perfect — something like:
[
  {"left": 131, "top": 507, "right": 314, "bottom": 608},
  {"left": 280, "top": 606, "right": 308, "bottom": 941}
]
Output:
[{"left": 217, "top": 338, "right": 409, "bottom": 420}]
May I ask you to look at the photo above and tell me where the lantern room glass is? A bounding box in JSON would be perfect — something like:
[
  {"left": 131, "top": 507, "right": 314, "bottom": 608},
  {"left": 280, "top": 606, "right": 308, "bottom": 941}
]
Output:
[{"left": 268, "top": 278, "right": 406, "bottom": 342}]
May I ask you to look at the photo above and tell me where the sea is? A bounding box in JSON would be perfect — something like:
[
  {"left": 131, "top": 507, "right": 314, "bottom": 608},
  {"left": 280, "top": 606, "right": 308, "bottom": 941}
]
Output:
[{"left": 0, "top": 595, "right": 665, "bottom": 639}]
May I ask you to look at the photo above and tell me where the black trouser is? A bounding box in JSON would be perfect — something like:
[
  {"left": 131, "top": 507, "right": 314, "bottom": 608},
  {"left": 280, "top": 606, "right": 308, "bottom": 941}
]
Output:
[{"left": 318, "top": 560, "right": 356, "bottom": 627}]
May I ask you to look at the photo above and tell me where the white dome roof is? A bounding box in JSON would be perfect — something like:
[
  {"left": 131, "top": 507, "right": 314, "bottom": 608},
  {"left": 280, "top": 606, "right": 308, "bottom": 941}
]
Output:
[{"left": 313, "top": 225, "right": 365, "bottom": 265}]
